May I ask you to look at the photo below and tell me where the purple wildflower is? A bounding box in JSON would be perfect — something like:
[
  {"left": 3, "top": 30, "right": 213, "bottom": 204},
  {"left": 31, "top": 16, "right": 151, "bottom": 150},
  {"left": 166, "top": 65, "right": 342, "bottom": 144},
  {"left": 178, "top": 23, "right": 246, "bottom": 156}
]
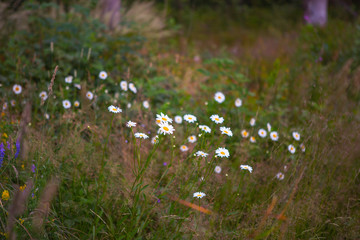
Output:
[
  {"left": 31, "top": 164, "right": 36, "bottom": 173},
  {"left": 14, "top": 139, "right": 20, "bottom": 159},
  {"left": 163, "top": 162, "right": 167, "bottom": 166},
  {"left": 0, "top": 143, "right": 5, "bottom": 168}
]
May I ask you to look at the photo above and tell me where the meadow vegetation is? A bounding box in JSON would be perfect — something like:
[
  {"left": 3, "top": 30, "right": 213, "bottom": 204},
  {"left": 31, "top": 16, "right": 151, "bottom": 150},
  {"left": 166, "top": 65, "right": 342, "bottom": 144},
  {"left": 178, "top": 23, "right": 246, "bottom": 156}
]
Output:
[{"left": 0, "top": 1, "right": 360, "bottom": 239}]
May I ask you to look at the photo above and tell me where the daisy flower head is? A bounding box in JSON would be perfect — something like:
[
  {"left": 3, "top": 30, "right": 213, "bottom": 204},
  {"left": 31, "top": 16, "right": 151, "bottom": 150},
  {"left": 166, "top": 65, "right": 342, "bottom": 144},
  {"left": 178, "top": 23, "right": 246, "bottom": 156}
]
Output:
[
  {"left": 158, "top": 122, "right": 175, "bottom": 135},
  {"left": 65, "top": 76, "right": 73, "bottom": 83},
  {"left": 62, "top": 100, "right": 71, "bottom": 109},
  {"left": 129, "top": 83, "right": 137, "bottom": 93},
  {"left": 120, "top": 81, "right": 128, "bottom": 91},
  {"left": 215, "top": 147, "right": 230, "bottom": 158},
  {"left": 241, "top": 130, "right": 249, "bottom": 138},
  {"left": 143, "top": 100, "right": 149, "bottom": 109},
  {"left": 134, "top": 132, "right": 149, "bottom": 139},
  {"left": 235, "top": 98, "right": 242, "bottom": 107},
  {"left": 45, "top": 113, "right": 50, "bottom": 119},
  {"left": 39, "top": 91, "right": 48, "bottom": 101},
  {"left": 270, "top": 131, "right": 279, "bottom": 141},
  {"left": 156, "top": 112, "right": 173, "bottom": 124},
  {"left": 210, "top": 114, "right": 224, "bottom": 124},
  {"left": 214, "top": 92, "right": 225, "bottom": 103},
  {"left": 258, "top": 129, "right": 267, "bottom": 138},
  {"left": 195, "top": 151, "right": 209, "bottom": 157},
  {"left": 108, "top": 105, "right": 122, "bottom": 113},
  {"left": 199, "top": 125, "right": 211, "bottom": 133},
  {"left": 267, "top": 123, "right": 272, "bottom": 132},
  {"left": 220, "top": 126, "right": 233, "bottom": 137},
  {"left": 2, "top": 102, "right": 7, "bottom": 110},
  {"left": 300, "top": 143, "right": 306, "bottom": 152},
  {"left": 86, "top": 91, "right": 94, "bottom": 100},
  {"left": 292, "top": 132, "right": 300, "bottom": 141},
  {"left": 151, "top": 135, "right": 159, "bottom": 145},
  {"left": 276, "top": 172, "right": 285, "bottom": 180},
  {"left": 288, "top": 144, "right": 296, "bottom": 154},
  {"left": 13, "top": 84, "right": 22, "bottom": 94},
  {"left": 250, "top": 118, "right": 256, "bottom": 126},
  {"left": 74, "top": 84, "right": 81, "bottom": 90},
  {"left": 193, "top": 192, "right": 206, "bottom": 199},
  {"left": 180, "top": 145, "right": 188, "bottom": 152},
  {"left": 250, "top": 136, "right": 256, "bottom": 143},
  {"left": 183, "top": 114, "right": 197, "bottom": 123},
  {"left": 240, "top": 165, "right": 253, "bottom": 173},
  {"left": 126, "top": 121, "right": 136, "bottom": 128},
  {"left": 174, "top": 115, "right": 182, "bottom": 124},
  {"left": 10, "top": 100, "right": 16, "bottom": 106},
  {"left": 99, "top": 71, "right": 108, "bottom": 80},
  {"left": 214, "top": 166, "right": 222, "bottom": 174},
  {"left": 188, "top": 135, "right": 197, "bottom": 143},
  {"left": 74, "top": 100, "right": 80, "bottom": 107}
]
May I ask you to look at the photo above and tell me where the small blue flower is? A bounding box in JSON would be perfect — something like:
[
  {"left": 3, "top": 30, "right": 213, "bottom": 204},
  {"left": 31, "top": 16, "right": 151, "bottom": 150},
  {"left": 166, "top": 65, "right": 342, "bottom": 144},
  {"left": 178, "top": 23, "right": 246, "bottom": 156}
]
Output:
[{"left": 31, "top": 164, "right": 36, "bottom": 173}]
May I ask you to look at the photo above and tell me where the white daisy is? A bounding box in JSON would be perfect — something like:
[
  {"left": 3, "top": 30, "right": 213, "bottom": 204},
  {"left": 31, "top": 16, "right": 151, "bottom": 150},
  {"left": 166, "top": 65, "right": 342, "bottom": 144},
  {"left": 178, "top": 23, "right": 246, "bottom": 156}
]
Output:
[
  {"left": 151, "top": 135, "right": 159, "bottom": 145},
  {"left": 235, "top": 98, "right": 242, "bottom": 107},
  {"left": 183, "top": 114, "right": 197, "bottom": 123},
  {"left": 241, "top": 130, "right": 249, "bottom": 138},
  {"left": 199, "top": 125, "right": 211, "bottom": 133},
  {"left": 62, "top": 100, "right": 71, "bottom": 109},
  {"left": 129, "top": 83, "right": 137, "bottom": 93},
  {"left": 214, "top": 166, "right": 222, "bottom": 174},
  {"left": 288, "top": 144, "right": 296, "bottom": 154},
  {"left": 45, "top": 113, "right": 50, "bottom": 119},
  {"left": 127, "top": 103, "right": 131, "bottom": 108},
  {"left": 74, "top": 84, "right": 81, "bottom": 89},
  {"left": 270, "top": 131, "right": 279, "bottom": 141},
  {"left": 158, "top": 122, "right": 175, "bottom": 135},
  {"left": 86, "top": 91, "right": 94, "bottom": 100},
  {"left": 215, "top": 147, "right": 230, "bottom": 158},
  {"left": 240, "top": 165, "right": 253, "bottom": 173},
  {"left": 188, "top": 135, "right": 197, "bottom": 143},
  {"left": 292, "top": 132, "right": 300, "bottom": 141},
  {"left": 195, "top": 151, "right": 208, "bottom": 157},
  {"left": 276, "top": 172, "right": 285, "bottom": 180},
  {"left": 108, "top": 105, "right": 122, "bottom": 113},
  {"left": 174, "top": 115, "right": 182, "bottom": 124},
  {"left": 250, "top": 136, "right": 256, "bottom": 143},
  {"left": 220, "top": 126, "right": 233, "bottom": 137},
  {"left": 193, "top": 192, "right": 206, "bottom": 199},
  {"left": 258, "top": 129, "right": 267, "bottom": 138},
  {"left": 210, "top": 114, "right": 224, "bottom": 124},
  {"left": 134, "top": 132, "right": 149, "bottom": 139},
  {"left": 10, "top": 100, "right": 16, "bottom": 106},
  {"left": 120, "top": 81, "right": 128, "bottom": 91},
  {"left": 300, "top": 143, "right": 306, "bottom": 152},
  {"left": 250, "top": 118, "right": 256, "bottom": 126},
  {"left": 156, "top": 113, "right": 173, "bottom": 124},
  {"left": 2, "top": 102, "right": 7, "bottom": 110},
  {"left": 99, "top": 71, "right": 108, "bottom": 80},
  {"left": 143, "top": 100, "right": 149, "bottom": 109},
  {"left": 39, "top": 91, "right": 48, "bottom": 101},
  {"left": 214, "top": 92, "right": 225, "bottom": 103},
  {"left": 74, "top": 101, "right": 80, "bottom": 107},
  {"left": 65, "top": 76, "right": 73, "bottom": 83},
  {"left": 267, "top": 123, "right": 272, "bottom": 132},
  {"left": 180, "top": 145, "right": 188, "bottom": 152},
  {"left": 13, "top": 84, "right": 22, "bottom": 94},
  {"left": 126, "top": 121, "right": 137, "bottom": 128}
]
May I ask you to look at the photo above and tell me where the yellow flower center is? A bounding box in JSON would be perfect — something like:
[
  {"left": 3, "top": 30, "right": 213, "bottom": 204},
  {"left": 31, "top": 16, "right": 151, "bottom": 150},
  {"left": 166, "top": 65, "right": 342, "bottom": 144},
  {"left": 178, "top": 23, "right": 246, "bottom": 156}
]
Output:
[
  {"left": 218, "top": 96, "right": 221, "bottom": 99},
  {"left": 112, "top": 108, "right": 117, "bottom": 111},
  {"left": 273, "top": 134, "right": 276, "bottom": 138},
  {"left": 15, "top": 87, "right": 19, "bottom": 91},
  {"left": 215, "top": 118, "right": 219, "bottom": 121},
  {"left": 163, "top": 126, "right": 169, "bottom": 131},
  {"left": 156, "top": 119, "right": 161, "bottom": 123},
  {"left": 162, "top": 117, "right": 167, "bottom": 121},
  {"left": 221, "top": 151, "right": 225, "bottom": 155},
  {"left": 224, "top": 130, "right": 228, "bottom": 134}
]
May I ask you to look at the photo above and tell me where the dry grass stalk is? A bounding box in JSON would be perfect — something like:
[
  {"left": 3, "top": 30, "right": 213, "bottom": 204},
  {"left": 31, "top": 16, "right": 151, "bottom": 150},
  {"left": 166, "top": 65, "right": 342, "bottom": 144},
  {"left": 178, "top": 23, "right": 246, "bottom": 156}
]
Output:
[
  {"left": 31, "top": 177, "right": 60, "bottom": 232},
  {"left": 47, "top": 65, "right": 58, "bottom": 99},
  {"left": 18, "top": 101, "right": 32, "bottom": 161},
  {"left": 6, "top": 180, "right": 34, "bottom": 240}
]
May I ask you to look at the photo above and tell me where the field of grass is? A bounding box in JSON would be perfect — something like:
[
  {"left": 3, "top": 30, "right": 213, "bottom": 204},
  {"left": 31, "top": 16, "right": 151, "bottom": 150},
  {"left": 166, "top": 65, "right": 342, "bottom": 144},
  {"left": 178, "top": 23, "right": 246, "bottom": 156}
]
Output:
[{"left": 0, "top": 2, "right": 360, "bottom": 239}]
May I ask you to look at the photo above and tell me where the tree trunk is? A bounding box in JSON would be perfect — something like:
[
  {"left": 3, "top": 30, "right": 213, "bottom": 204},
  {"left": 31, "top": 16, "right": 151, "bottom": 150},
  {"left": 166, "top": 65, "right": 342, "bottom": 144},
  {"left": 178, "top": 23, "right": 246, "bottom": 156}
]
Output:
[{"left": 304, "top": 0, "right": 328, "bottom": 26}]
